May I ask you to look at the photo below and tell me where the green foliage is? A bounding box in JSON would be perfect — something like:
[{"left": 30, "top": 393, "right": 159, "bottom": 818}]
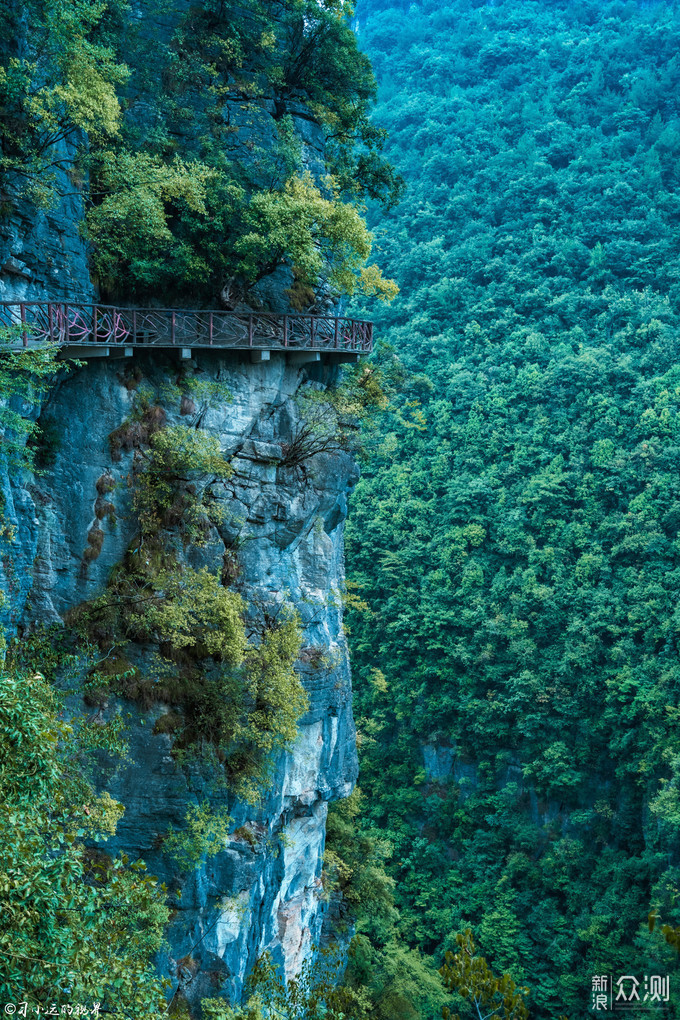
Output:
[
  {"left": 439, "top": 930, "right": 529, "bottom": 1020},
  {"left": 201, "top": 997, "right": 266, "bottom": 1020},
  {"left": 0, "top": 329, "right": 64, "bottom": 473},
  {"left": 283, "top": 363, "right": 389, "bottom": 467},
  {"left": 81, "top": 583, "right": 307, "bottom": 840},
  {"left": 230, "top": 613, "right": 307, "bottom": 803},
  {"left": 236, "top": 171, "right": 398, "bottom": 300},
  {"left": 27, "top": 415, "right": 62, "bottom": 470},
  {"left": 83, "top": 555, "right": 245, "bottom": 662},
  {"left": 204, "top": 949, "right": 372, "bottom": 1020},
  {"left": 324, "top": 789, "right": 449, "bottom": 1020},
  {"left": 86, "top": 150, "right": 216, "bottom": 291},
  {"left": 0, "top": 0, "right": 127, "bottom": 202},
  {"left": 0, "top": 666, "right": 169, "bottom": 1013},
  {"left": 344, "top": 0, "right": 680, "bottom": 1015},
  {"left": 133, "top": 423, "right": 232, "bottom": 544},
  {"left": 348, "top": 936, "right": 450, "bottom": 1020},
  {"left": 147, "top": 565, "right": 246, "bottom": 663},
  {"left": 324, "top": 788, "right": 395, "bottom": 927},
  {"left": 83, "top": 561, "right": 306, "bottom": 808},
  {"left": 1, "top": 0, "right": 400, "bottom": 302},
  {"left": 164, "top": 801, "right": 233, "bottom": 870},
  {"left": 80, "top": 415, "right": 307, "bottom": 813}
]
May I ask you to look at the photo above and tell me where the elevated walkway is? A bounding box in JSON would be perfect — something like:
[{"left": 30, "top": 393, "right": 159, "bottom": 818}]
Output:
[{"left": 0, "top": 302, "right": 373, "bottom": 364}]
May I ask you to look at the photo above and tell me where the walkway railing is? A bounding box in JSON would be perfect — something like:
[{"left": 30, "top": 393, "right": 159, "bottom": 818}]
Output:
[{"left": 0, "top": 302, "right": 373, "bottom": 353}]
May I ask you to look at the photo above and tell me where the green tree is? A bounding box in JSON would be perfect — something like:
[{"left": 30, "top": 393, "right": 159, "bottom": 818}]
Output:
[
  {"left": 439, "top": 930, "right": 529, "bottom": 1020},
  {"left": 1, "top": 0, "right": 400, "bottom": 303},
  {"left": 0, "top": 665, "right": 169, "bottom": 1012},
  {"left": 0, "top": 0, "right": 127, "bottom": 202}
]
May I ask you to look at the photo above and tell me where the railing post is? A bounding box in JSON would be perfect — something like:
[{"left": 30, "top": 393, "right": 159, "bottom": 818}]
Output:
[
  {"left": 368, "top": 322, "right": 373, "bottom": 351},
  {"left": 65, "top": 304, "right": 70, "bottom": 344},
  {"left": 133, "top": 309, "right": 137, "bottom": 344},
  {"left": 310, "top": 317, "right": 315, "bottom": 349},
  {"left": 283, "top": 315, "right": 288, "bottom": 348},
  {"left": 48, "top": 303, "right": 54, "bottom": 342},
  {"left": 334, "top": 318, "right": 339, "bottom": 349},
  {"left": 351, "top": 320, "right": 356, "bottom": 350},
  {"left": 210, "top": 312, "right": 214, "bottom": 346},
  {"left": 171, "top": 311, "right": 176, "bottom": 345},
  {"left": 20, "top": 303, "right": 27, "bottom": 347},
  {"left": 93, "top": 305, "right": 98, "bottom": 343},
  {"left": 249, "top": 314, "right": 253, "bottom": 348}
]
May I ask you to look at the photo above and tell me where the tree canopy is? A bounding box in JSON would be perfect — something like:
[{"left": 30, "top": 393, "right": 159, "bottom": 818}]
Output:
[
  {"left": 0, "top": 0, "right": 401, "bottom": 303},
  {"left": 346, "top": 0, "right": 680, "bottom": 1015}
]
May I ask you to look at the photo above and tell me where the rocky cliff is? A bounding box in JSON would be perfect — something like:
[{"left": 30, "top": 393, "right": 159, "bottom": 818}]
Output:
[
  {"left": 0, "top": 349, "right": 359, "bottom": 1007},
  {"left": 0, "top": 3, "right": 368, "bottom": 1000}
]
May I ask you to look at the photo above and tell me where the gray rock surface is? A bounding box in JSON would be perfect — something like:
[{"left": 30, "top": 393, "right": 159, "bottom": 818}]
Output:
[
  {"left": 0, "top": 139, "right": 94, "bottom": 306},
  {"left": 0, "top": 350, "right": 358, "bottom": 1006}
]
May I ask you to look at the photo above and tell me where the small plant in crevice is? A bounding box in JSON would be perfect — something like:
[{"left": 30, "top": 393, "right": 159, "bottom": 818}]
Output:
[
  {"left": 108, "top": 401, "right": 167, "bottom": 461},
  {"left": 132, "top": 423, "right": 232, "bottom": 545},
  {"left": 281, "top": 364, "right": 389, "bottom": 470},
  {"left": 231, "top": 824, "right": 259, "bottom": 849},
  {"left": 164, "top": 802, "right": 235, "bottom": 871},
  {"left": 158, "top": 373, "right": 234, "bottom": 425}
]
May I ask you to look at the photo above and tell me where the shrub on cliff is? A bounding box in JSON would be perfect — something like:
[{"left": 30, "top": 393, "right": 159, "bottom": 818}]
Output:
[
  {"left": 0, "top": 330, "right": 64, "bottom": 474},
  {"left": 0, "top": 0, "right": 401, "bottom": 304},
  {"left": 0, "top": 667, "right": 169, "bottom": 1013},
  {"left": 81, "top": 409, "right": 308, "bottom": 814}
]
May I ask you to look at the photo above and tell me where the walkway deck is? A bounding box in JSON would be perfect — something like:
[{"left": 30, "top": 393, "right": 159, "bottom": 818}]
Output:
[{"left": 0, "top": 302, "right": 373, "bottom": 360}]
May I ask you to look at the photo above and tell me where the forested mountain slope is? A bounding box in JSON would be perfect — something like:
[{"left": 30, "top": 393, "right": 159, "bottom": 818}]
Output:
[{"left": 347, "top": 0, "right": 680, "bottom": 1015}]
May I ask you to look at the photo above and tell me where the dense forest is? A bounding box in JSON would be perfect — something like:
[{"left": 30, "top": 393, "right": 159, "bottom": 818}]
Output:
[{"left": 344, "top": 0, "right": 680, "bottom": 1016}]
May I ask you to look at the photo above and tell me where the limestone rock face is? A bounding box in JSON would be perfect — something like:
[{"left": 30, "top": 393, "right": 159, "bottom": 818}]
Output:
[
  {"left": 0, "top": 351, "right": 358, "bottom": 1006},
  {"left": 0, "top": 139, "right": 94, "bottom": 306}
]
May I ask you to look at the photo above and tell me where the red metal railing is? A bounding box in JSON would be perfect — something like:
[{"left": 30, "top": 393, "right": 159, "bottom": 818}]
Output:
[{"left": 0, "top": 302, "right": 373, "bottom": 354}]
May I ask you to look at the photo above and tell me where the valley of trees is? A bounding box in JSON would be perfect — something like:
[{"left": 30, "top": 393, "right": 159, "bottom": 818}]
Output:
[{"left": 345, "top": 0, "right": 680, "bottom": 1015}]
